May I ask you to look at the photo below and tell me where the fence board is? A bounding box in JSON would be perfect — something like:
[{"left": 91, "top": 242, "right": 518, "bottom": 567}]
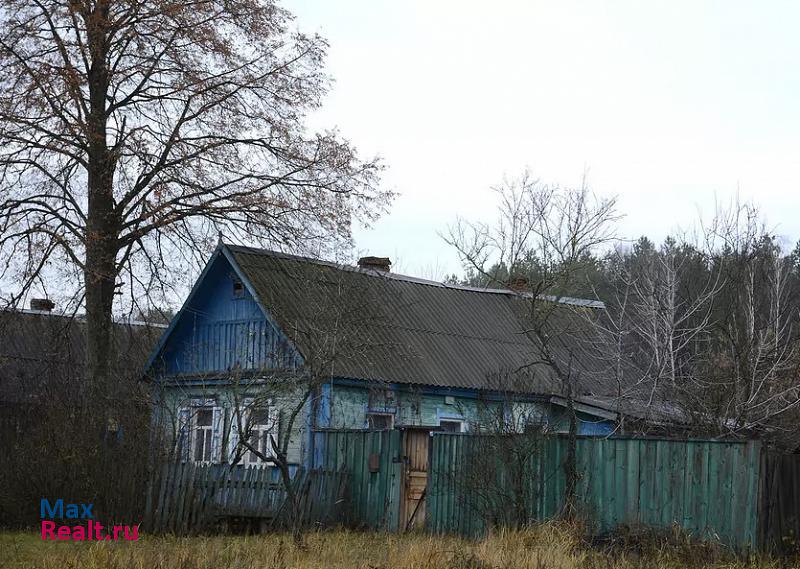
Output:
[
  {"left": 146, "top": 431, "right": 795, "bottom": 553},
  {"left": 760, "top": 452, "right": 800, "bottom": 554}
]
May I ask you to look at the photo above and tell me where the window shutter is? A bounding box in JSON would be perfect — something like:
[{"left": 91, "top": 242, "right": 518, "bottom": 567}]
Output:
[
  {"left": 177, "top": 407, "right": 190, "bottom": 463},
  {"left": 269, "top": 400, "right": 279, "bottom": 456},
  {"left": 228, "top": 407, "right": 241, "bottom": 464},
  {"left": 268, "top": 399, "right": 278, "bottom": 429},
  {"left": 211, "top": 407, "right": 223, "bottom": 463},
  {"left": 243, "top": 397, "right": 255, "bottom": 463},
  {"left": 266, "top": 399, "right": 280, "bottom": 456}
]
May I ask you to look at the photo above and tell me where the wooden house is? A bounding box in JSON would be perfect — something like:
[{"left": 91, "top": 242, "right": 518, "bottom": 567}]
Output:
[{"left": 144, "top": 243, "right": 676, "bottom": 474}]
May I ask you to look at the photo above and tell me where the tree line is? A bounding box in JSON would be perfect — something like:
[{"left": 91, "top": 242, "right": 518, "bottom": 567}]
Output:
[{"left": 446, "top": 173, "right": 800, "bottom": 448}]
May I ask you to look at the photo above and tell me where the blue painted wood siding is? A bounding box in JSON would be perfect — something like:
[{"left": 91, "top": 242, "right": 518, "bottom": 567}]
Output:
[{"left": 155, "top": 254, "right": 300, "bottom": 376}]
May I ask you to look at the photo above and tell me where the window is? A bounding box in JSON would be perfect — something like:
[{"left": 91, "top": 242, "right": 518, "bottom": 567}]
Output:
[
  {"left": 439, "top": 419, "right": 463, "bottom": 433},
  {"left": 367, "top": 412, "right": 394, "bottom": 430},
  {"left": 244, "top": 405, "right": 277, "bottom": 465},
  {"left": 194, "top": 408, "right": 214, "bottom": 463},
  {"left": 104, "top": 416, "right": 122, "bottom": 445},
  {"left": 368, "top": 388, "right": 396, "bottom": 411},
  {"left": 232, "top": 279, "right": 244, "bottom": 299},
  {"left": 523, "top": 418, "right": 547, "bottom": 434}
]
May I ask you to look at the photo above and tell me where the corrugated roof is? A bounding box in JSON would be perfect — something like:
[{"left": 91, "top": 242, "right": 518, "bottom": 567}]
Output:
[
  {"left": 226, "top": 245, "right": 612, "bottom": 396},
  {"left": 0, "top": 310, "right": 164, "bottom": 403},
  {"left": 575, "top": 395, "right": 693, "bottom": 426}
]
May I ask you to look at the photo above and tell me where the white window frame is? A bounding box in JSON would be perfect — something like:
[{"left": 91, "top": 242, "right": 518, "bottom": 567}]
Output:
[
  {"left": 193, "top": 407, "right": 215, "bottom": 463},
  {"left": 366, "top": 412, "right": 394, "bottom": 430},
  {"left": 177, "top": 401, "right": 221, "bottom": 464},
  {"left": 439, "top": 418, "right": 465, "bottom": 433},
  {"left": 229, "top": 398, "right": 277, "bottom": 465},
  {"left": 244, "top": 402, "right": 278, "bottom": 465}
]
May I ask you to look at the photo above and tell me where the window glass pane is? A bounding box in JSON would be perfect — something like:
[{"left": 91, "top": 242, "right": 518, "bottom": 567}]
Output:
[
  {"left": 439, "top": 420, "right": 462, "bottom": 433},
  {"left": 194, "top": 432, "right": 205, "bottom": 461},
  {"left": 196, "top": 409, "right": 213, "bottom": 426},
  {"left": 251, "top": 407, "right": 270, "bottom": 426},
  {"left": 204, "top": 431, "right": 212, "bottom": 461},
  {"left": 248, "top": 433, "right": 257, "bottom": 462},
  {"left": 368, "top": 414, "right": 392, "bottom": 430},
  {"left": 524, "top": 421, "right": 544, "bottom": 434},
  {"left": 233, "top": 280, "right": 244, "bottom": 298}
]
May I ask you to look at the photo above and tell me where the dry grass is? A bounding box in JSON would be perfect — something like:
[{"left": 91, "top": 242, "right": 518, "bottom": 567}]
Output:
[{"left": 0, "top": 524, "right": 790, "bottom": 569}]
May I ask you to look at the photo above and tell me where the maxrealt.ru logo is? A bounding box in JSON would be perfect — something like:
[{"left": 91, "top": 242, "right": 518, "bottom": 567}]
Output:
[{"left": 40, "top": 499, "right": 138, "bottom": 541}]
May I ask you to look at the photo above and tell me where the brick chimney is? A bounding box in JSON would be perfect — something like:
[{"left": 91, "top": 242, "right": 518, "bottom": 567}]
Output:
[
  {"left": 30, "top": 298, "right": 55, "bottom": 312},
  {"left": 357, "top": 256, "right": 392, "bottom": 272}
]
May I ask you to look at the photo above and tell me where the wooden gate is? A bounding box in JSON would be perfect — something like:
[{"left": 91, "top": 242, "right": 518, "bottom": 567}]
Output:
[{"left": 400, "top": 428, "right": 430, "bottom": 530}]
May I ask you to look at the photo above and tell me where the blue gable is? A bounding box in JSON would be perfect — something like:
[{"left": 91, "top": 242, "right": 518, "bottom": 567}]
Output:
[{"left": 148, "top": 249, "right": 301, "bottom": 378}]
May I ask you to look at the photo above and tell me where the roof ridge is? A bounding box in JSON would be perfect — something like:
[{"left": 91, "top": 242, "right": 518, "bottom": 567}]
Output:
[
  {"left": 226, "top": 244, "right": 604, "bottom": 308},
  {"left": 0, "top": 308, "right": 168, "bottom": 328}
]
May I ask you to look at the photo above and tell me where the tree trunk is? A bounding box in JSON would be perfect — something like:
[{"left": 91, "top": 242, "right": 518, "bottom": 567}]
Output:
[
  {"left": 84, "top": 235, "right": 117, "bottom": 391},
  {"left": 84, "top": 0, "right": 118, "bottom": 392},
  {"left": 276, "top": 458, "right": 304, "bottom": 546},
  {"left": 563, "top": 389, "right": 578, "bottom": 520}
]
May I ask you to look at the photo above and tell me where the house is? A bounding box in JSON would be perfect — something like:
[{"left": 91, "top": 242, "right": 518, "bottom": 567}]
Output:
[{"left": 145, "top": 243, "right": 675, "bottom": 471}]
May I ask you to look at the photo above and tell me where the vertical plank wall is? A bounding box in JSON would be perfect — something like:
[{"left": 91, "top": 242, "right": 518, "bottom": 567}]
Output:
[
  {"left": 760, "top": 452, "right": 800, "bottom": 554},
  {"left": 427, "top": 435, "right": 762, "bottom": 549},
  {"left": 312, "top": 430, "right": 403, "bottom": 531}
]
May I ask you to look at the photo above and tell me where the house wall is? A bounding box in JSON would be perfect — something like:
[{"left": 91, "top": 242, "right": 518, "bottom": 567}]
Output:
[
  {"left": 320, "top": 383, "right": 497, "bottom": 430},
  {"left": 153, "top": 379, "right": 613, "bottom": 470},
  {"left": 547, "top": 406, "right": 616, "bottom": 436},
  {"left": 155, "top": 382, "right": 309, "bottom": 465},
  {"left": 318, "top": 382, "right": 579, "bottom": 433}
]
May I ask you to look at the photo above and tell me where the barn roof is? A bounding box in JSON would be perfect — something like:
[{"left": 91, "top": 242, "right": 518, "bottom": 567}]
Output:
[
  {"left": 223, "top": 244, "right": 614, "bottom": 398},
  {"left": 0, "top": 309, "right": 165, "bottom": 404}
]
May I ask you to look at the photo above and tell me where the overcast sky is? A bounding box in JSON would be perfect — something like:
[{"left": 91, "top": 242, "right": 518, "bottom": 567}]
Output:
[{"left": 288, "top": 0, "right": 800, "bottom": 278}]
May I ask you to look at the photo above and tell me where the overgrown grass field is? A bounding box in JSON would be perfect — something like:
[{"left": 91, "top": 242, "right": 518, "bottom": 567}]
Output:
[{"left": 0, "top": 525, "right": 791, "bottom": 569}]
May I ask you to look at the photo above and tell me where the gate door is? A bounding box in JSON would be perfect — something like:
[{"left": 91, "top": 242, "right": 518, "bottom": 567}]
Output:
[{"left": 401, "top": 428, "right": 430, "bottom": 530}]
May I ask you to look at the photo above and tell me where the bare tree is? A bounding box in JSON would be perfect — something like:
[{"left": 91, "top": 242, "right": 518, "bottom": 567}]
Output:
[
  {"left": 0, "top": 0, "right": 389, "bottom": 390},
  {"left": 594, "top": 201, "right": 800, "bottom": 444},
  {"left": 445, "top": 169, "right": 620, "bottom": 517},
  {"left": 443, "top": 377, "right": 552, "bottom": 530},
  {"left": 595, "top": 237, "right": 723, "bottom": 420},
  {"left": 0, "top": 311, "right": 161, "bottom": 528},
  {"left": 703, "top": 202, "right": 800, "bottom": 439}
]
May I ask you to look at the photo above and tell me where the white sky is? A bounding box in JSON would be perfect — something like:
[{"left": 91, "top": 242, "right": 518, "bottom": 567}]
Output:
[{"left": 289, "top": 0, "right": 800, "bottom": 278}]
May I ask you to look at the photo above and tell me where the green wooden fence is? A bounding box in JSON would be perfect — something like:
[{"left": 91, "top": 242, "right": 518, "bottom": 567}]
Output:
[
  {"left": 427, "top": 434, "right": 762, "bottom": 549},
  {"left": 312, "top": 429, "right": 403, "bottom": 531}
]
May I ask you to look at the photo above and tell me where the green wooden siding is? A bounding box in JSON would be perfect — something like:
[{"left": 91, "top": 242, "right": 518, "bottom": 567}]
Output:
[
  {"left": 326, "top": 384, "right": 552, "bottom": 432},
  {"left": 427, "top": 435, "right": 762, "bottom": 549}
]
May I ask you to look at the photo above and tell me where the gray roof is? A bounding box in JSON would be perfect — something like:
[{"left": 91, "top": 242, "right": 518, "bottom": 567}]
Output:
[
  {"left": 0, "top": 310, "right": 164, "bottom": 403},
  {"left": 227, "top": 245, "right": 612, "bottom": 397},
  {"left": 573, "top": 395, "right": 693, "bottom": 426}
]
